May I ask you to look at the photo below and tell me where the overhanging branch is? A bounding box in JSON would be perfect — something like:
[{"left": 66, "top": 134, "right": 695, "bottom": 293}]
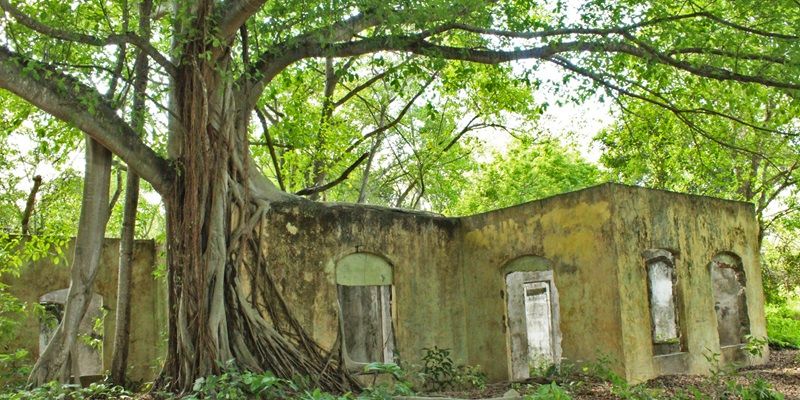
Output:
[
  {"left": 0, "top": 0, "right": 177, "bottom": 77},
  {"left": 217, "top": 0, "right": 268, "bottom": 40},
  {"left": 0, "top": 46, "right": 173, "bottom": 194}
]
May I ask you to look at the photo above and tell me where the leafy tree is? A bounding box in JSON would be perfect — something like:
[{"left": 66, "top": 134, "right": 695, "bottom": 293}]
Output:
[
  {"left": 451, "top": 139, "right": 602, "bottom": 215},
  {"left": 597, "top": 83, "right": 800, "bottom": 300},
  {"left": 0, "top": 0, "right": 797, "bottom": 392}
]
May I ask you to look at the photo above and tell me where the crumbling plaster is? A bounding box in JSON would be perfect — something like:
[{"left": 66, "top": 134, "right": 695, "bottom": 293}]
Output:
[
  {"left": 1, "top": 183, "right": 767, "bottom": 385},
  {"left": 265, "top": 183, "right": 767, "bottom": 383}
]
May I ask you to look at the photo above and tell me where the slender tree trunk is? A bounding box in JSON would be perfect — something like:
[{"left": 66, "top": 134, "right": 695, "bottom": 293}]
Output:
[
  {"left": 109, "top": 171, "right": 138, "bottom": 384},
  {"left": 109, "top": 0, "right": 151, "bottom": 385},
  {"left": 28, "top": 137, "right": 112, "bottom": 385},
  {"left": 21, "top": 175, "right": 42, "bottom": 235}
]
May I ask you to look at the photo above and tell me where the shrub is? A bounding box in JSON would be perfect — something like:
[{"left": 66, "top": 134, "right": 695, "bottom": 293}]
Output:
[
  {"left": 525, "top": 382, "right": 573, "bottom": 400},
  {"left": 418, "top": 346, "right": 486, "bottom": 392},
  {"left": 765, "top": 304, "right": 800, "bottom": 349}
]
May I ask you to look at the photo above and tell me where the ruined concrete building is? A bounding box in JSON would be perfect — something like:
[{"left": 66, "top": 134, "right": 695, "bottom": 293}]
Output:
[
  {"left": 3, "top": 183, "right": 768, "bottom": 384},
  {"left": 266, "top": 183, "right": 768, "bottom": 383}
]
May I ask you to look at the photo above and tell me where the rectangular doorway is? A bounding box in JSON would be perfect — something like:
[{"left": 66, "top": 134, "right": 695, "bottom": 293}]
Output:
[{"left": 506, "top": 271, "right": 561, "bottom": 380}]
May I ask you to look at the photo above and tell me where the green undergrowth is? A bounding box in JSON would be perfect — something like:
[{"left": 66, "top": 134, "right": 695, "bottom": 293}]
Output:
[
  {"left": 0, "top": 346, "right": 788, "bottom": 399},
  {"left": 765, "top": 302, "right": 800, "bottom": 349}
]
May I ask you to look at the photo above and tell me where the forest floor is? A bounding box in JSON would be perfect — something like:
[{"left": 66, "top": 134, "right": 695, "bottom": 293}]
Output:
[{"left": 429, "top": 348, "right": 800, "bottom": 399}]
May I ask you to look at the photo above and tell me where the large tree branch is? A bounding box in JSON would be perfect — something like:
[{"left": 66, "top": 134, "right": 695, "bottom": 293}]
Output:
[
  {"left": 241, "top": 12, "right": 382, "bottom": 108},
  {"left": 0, "top": 0, "right": 177, "bottom": 76},
  {"left": 217, "top": 0, "right": 268, "bottom": 40},
  {"left": 295, "top": 152, "right": 370, "bottom": 196},
  {"left": 0, "top": 46, "right": 173, "bottom": 194},
  {"left": 242, "top": 7, "right": 798, "bottom": 113},
  {"left": 437, "top": 11, "right": 799, "bottom": 41}
]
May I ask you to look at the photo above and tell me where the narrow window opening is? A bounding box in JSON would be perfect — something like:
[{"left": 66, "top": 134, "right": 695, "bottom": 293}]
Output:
[
  {"left": 645, "top": 250, "right": 682, "bottom": 355},
  {"left": 710, "top": 253, "right": 750, "bottom": 346}
]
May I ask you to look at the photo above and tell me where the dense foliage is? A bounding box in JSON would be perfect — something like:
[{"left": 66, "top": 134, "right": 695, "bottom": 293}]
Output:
[{"left": 0, "top": 0, "right": 797, "bottom": 394}]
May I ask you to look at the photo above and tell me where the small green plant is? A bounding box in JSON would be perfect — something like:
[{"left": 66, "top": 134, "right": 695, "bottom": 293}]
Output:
[
  {"left": 584, "top": 353, "right": 664, "bottom": 400},
  {"left": 418, "top": 346, "right": 487, "bottom": 392},
  {"left": 0, "top": 381, "right": 131, "bottom": 400},
  {"left": 186, "top": 362, "right": 291, "bottom": 399},
  {"left": 744, "top": 335, "right": 769, "bottom": 358},
  {"left": 361, "top": 362, "right": 414, "bottom": 397},
  {"left": 525, "top": 382, "right": 573, "bottom": 400},
  {"left": 585, "top": 353, "right": 625, "bottom": 386},
  {"left": 740, "top": 377, "right": 785, "bottom": 400},
  {"left": 420, "top": 346, "right": 455, "bottom": 391}
]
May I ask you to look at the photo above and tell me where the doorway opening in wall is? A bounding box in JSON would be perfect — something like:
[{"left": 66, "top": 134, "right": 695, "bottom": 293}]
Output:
[
  {"left": 710, "top": 252, "right": 750, "bottom": 347},
  {"left": 505, "top": 270, "right": 561, "bottom": 380},
  {"left": 38, "top": 289, "right": 104, "bottom": 382},
  {"left": 335, "top": 253, "right": 395, "bottom": 369}
]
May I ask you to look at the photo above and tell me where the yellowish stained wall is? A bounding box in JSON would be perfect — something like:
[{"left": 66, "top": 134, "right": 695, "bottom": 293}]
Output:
[
  {"left": 459, "top": 184, "right": 623, "bottom": 380},
  {"left": 257, "top": 202, "right": 468, "bottom": 367},
  {"left": 608, "top": 185, "right": 767, "bottom": 382},
  {"left": 2, "top": 183, "right": 766, "bottom": 385},
  {"left": 259, "top": 184, "right": 767, "bottom": 383},
  {"left": 1, "top": 239, "right": 165, "bottom": 383}
]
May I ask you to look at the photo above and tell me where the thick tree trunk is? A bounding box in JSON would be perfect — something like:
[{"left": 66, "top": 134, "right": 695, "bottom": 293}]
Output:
[
  {"left": 28, "top": 137, "right": 112, "bottom": 385},
  {"left": 156, "top": 35, "right": 353, "bottom": 393}
]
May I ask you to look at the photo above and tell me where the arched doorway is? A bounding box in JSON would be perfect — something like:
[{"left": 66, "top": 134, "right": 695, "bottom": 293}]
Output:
[{"left": 335, "top": 252, "right": 395, "bottom": 368}]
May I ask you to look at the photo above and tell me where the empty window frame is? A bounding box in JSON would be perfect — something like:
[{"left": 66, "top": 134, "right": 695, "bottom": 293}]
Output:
[
  {"left": 335, "top": 253, "right": 395, "bottom": 366},
  {"left": 644, "top": 249, "right": 682, "bottom": 355},
  {"left": 709, "top": 253, "right": 750, "bottom": 346}
]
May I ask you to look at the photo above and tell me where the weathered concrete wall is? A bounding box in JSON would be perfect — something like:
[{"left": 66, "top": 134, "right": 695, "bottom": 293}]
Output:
[
  {"left": 262, "top": 183, "right": 767, "bottom": 384},
  {"left": 608, "top": 184, "right": 768, "bottom": 382},
  {"left": 1, "top": 238, "right": 165, "bottom": 382},
  {"left": 257, "top": 202, "right": 467, "bottom": 367},
  {"left": 1, "top": 183, "right": 766, "bottom": 386},
  {"left": 459, "top": 185, "right": 622, "bottom": 380}
]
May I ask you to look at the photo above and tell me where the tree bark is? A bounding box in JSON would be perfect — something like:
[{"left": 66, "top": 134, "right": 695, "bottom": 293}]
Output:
[
  {"left": 110, "top": 0, "right": 151, "bottom": 385},
  {"left": 109, "top": 172, "right": 138, "bottom": 385},
  {"left": 21, "top": 175, "right": 42, "bottom": 235},
  {"left": 28, "top": 137, "right": 112, "bottom": 385},
  {"left": 156, "top": 19, "right": 353, "bottom": 390}
]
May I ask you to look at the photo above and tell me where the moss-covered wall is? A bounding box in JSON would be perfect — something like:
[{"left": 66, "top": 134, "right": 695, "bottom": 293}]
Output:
[
  {"left": 459, "top": 184, "right": 622, "bottom": 380},
  {"left": 256, "top": 202, "right": 467, "bottom": 366},
  {"left": 608, "top": 184, "right": 767, "bottom": 382},
  {"left": 1, "top": 238, "right": 165, "bottom": 383}
]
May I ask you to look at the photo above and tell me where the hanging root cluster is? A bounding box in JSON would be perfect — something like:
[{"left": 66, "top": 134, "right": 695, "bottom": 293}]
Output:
[{"left": 157, "top": 41, "right": 356, "bottom": 393}]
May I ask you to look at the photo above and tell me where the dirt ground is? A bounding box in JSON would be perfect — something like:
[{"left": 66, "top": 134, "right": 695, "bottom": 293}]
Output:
[{"left": 432, "top": 348, "right": 800, "bottom": 399}]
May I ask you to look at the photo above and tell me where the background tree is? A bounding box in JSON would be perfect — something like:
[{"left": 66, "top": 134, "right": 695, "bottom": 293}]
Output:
[{"left": 451, "top": 138, "right": 603, "bottom": 215}]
